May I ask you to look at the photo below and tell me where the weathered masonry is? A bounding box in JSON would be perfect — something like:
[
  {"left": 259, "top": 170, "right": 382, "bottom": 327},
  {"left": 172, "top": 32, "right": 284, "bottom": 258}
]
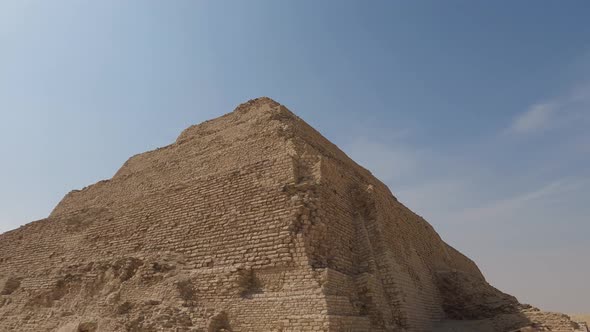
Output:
[{"left": 0, "top": 98, "right": 579, "bottom": 331}]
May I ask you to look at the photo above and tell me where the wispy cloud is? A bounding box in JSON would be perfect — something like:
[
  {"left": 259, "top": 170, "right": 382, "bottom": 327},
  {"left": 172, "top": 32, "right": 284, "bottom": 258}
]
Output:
[
  {"left": 449, "top": 178, "right": 584, "bottom": 225},
  {"left": 510, "top": 102, "right": 557, "bottom": 133},
  {"left": 508, "top": 84, "right": 590, "bottom": 135}
]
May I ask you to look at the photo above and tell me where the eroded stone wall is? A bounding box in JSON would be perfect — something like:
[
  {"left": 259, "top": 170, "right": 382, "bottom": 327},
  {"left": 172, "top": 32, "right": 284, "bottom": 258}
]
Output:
[{"left": 0, "top": 97, "right": 578, "bottom": 331}]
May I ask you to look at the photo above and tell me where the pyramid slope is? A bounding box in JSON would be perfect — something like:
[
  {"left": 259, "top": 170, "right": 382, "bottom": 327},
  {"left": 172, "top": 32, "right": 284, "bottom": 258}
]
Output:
[{"left": 0, "top": 98, "right": 578, "bottom": 331}]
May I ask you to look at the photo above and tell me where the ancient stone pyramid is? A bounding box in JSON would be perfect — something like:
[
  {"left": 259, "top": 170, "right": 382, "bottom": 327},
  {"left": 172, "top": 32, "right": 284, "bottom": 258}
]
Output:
[{"left": 0, "top": 98, "right": 580, "bottom": 332}]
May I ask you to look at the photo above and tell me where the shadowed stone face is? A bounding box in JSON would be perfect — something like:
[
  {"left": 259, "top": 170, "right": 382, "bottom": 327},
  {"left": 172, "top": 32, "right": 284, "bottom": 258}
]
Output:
[
  {"left": 0, "top": 277, "right": 21, "bottom": 295},
  {"left": 0, "top": 98, "right": 578, "bottom": 331}
]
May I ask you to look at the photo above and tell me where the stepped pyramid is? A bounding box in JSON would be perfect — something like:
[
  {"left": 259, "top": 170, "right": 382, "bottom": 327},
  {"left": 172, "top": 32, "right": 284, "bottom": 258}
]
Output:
[{"left": 0, "top": 98, "right": 580, "bottom": 331}]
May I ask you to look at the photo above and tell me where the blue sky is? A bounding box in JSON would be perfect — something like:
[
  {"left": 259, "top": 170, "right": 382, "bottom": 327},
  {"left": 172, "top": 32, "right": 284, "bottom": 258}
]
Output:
[{"left": 1, "top": 1, "right": 589, "bottom": 313}]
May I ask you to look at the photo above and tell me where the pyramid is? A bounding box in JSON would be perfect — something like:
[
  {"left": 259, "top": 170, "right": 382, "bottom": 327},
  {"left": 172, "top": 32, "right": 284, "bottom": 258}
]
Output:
[{"left": 0, "top": 98, "right": 580, "bottom": 332}]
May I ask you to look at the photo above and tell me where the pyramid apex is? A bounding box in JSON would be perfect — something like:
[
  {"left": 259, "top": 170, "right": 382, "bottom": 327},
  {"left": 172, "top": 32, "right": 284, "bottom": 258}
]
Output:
[
  {"left": 174, "top": 97, "right": 297, "bottom": 145},
  {"left": 233, "top": 96, "right": 282, "bottom": 113}
]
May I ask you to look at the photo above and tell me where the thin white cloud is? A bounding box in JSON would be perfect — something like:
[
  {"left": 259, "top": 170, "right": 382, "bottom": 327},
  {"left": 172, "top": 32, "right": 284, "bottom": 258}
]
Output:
[
  {"left": 509, "top": 84, "right": 590, "bottom": 135},
  {"left": 449, "top": 178, "right": 582, "bottom": 225},
  {"left": 510, "top": 102, "right": 557, "bottom": 133}
]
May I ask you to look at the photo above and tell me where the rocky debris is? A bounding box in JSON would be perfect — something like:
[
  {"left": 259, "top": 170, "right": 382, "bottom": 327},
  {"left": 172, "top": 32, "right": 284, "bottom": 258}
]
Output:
[{"left": 435, "top": 270, "right": 521, "bottom": 320}]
